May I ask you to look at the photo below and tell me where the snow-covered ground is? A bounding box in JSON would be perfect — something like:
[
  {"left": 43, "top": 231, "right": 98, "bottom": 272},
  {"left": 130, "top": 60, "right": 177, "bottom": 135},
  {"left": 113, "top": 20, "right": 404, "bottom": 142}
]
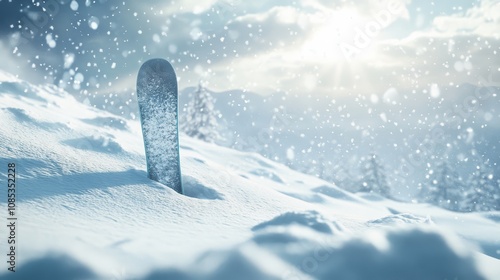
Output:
[{"left": 1, "top": 71, "right": 499, "bottom": 279}]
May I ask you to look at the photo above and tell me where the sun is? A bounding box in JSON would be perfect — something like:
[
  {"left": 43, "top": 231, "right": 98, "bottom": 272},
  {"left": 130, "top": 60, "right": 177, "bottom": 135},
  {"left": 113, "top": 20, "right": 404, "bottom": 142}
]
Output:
[
  {"left": 296, "top": 9, "right": 378, "bottom": 91},
  {"left": 300, "top": 9, "right": 364, "bottom": 61},
  {"left": 300, "top": 7, "right": 389, "bottom": 65}
]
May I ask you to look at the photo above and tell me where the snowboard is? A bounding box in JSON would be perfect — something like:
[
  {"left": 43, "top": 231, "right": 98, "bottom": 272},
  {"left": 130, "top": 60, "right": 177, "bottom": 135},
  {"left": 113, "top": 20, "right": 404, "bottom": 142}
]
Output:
[{"left": 137, "top": 58, "right": 183, "bottom": 193}]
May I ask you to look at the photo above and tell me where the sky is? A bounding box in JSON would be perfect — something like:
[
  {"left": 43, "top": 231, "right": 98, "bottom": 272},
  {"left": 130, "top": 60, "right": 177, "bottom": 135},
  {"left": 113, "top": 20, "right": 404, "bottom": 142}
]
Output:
[{"left": 0, "top": 0, "right": 499, "bottom": 99}]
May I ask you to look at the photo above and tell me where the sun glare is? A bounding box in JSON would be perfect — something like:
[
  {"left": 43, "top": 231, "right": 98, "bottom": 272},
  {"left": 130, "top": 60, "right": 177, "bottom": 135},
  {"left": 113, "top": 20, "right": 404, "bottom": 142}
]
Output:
[
  {"left": 297, "top": 9, "right": 381, "bottom": 92},
  {"left": 300, "top": 9, "right": 365, "bottom": 61}
]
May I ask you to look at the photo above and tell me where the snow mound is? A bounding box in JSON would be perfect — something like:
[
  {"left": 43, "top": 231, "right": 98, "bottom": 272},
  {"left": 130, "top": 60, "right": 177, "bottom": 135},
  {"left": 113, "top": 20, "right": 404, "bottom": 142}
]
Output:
[
  {"left": 481, "top": 212, "right": 500, "bottom": 223},
  {"left": 281, "top": 191, "right": 326, "bottom": 203},
  {"left": 182, "top": 175, "right": 224, "bottom": 200},
  {"left": 1, "top": 227, "right": 488, "bottom": 280},
  {"left": 80, "top": 116, "right": 129, "bottom": 131},
  {"left": 1, "top": 254, "right": 96, "bottom": 280},
  {"left": 289, "top": 227, "right": 485, "bottom": 280},
  {"left": 252, "top": 210, "right": 344, "bottom": 235},
  {"left": 1, "top": 107, "right": 68, "bottom": 131},
  {"left": 146, "top": 243, "right": 310, "bottom": 280},
  {"left": 367, "top": 213, "right": 434, "bottom": 227},
  {"left": 0, "top": 81, "right": 45, "bottom": 102},
  {"left": 141, "top": 227, "right": 485, "bottom": 280},
  {"left": 1, "top": 70, "right": 499, "bottom": 279},
  {"left": 2, "top": 107, "right": 35, "bottom": 123},
  {"left": 62, "top": 135, "right": 124, "bottom": 154},
  {"left": 249, "top": 168, "right": 284, "bottom": 183},
  {"left": 357, "top": 192, "right": 388, "bottom": 201},
  {"left": 313, "top": 185, "right": 361, "bottom": 202}
]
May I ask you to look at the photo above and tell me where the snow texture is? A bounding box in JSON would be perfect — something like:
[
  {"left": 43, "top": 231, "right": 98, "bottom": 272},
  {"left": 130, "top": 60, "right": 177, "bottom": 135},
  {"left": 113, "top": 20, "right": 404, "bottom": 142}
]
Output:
[
  {"left": 251, "top": 210, "right": 344, "bottom": 235},
  {"left": 1, "top": 71, "right": 500, "bottom": 279}
]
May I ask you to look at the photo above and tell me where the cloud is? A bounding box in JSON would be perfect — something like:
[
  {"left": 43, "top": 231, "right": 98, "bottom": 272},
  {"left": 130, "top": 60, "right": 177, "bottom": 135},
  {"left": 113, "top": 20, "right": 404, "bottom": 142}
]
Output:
[
  {"left": 431, "top": 0, "right": 500, "bottom": 37},
  {"left": 363, "top": 0, "right": 500, "bottom": 92},
  {"left": 304, "top": 0, "right": 411, "bottom": 19},
  {"left": 240, "top": 0, "right": 499, "bottom": 97},
  {"left": 166, "top": 0, "right": 498, "bottom": 97},
  {"left": 0, "top": 0, "right": 497, "bottom": 101}
]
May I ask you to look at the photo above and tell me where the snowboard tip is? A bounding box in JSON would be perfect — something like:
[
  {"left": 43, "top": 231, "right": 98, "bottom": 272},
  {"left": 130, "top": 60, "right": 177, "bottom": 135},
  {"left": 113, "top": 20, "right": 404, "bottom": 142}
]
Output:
[{"left": 140, "top": 58, "right": 174, "bottom": 71}]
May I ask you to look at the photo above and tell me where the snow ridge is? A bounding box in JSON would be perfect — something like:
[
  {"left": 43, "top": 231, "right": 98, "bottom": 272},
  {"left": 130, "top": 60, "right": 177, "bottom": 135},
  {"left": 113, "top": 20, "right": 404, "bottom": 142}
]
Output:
[{"left": 0, "top": 71, "right": 499, "bottom": 279}]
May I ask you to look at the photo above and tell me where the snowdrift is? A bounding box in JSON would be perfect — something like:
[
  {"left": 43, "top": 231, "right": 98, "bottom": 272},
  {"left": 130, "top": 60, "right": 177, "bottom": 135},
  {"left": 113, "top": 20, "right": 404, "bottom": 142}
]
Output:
[{"left": 1, "top": 71, "right": 499, "bottom": 279}]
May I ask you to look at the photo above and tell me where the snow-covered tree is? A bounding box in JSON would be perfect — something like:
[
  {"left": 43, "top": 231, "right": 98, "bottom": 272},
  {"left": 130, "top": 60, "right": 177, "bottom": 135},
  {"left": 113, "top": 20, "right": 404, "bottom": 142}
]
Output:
[
  {"left": 181, "top": 83, "right": 221, "bottom": 143},
  {"left": 331, "top": 163, "right": 358, "bottom": 193},
  {"left": 358, "top": 153, "right": 391, "bottom": 197},
  {"left": 463, "top": 165, "right": 500, "bottom": 212},
  {"left": 421, "top": 161, "right": 464, "bottom": 211}
]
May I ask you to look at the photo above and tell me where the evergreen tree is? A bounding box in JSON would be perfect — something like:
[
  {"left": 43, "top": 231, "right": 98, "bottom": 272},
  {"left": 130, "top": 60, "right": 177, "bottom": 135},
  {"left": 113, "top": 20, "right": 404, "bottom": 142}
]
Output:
[
  {"left": 328, "top": 163, "right": 357, "bottom": 193},
  {"left": 464, "top": 165, "right": 500, "bottom": 212},
  {"left": 422, "top": 161, "right": 464, "bottom": 211},
  {"left": 358, "top": 154, "right": 391, "bottom": 197},
  {"left": 181, "top": 83, "right": 221, "bottom": 143}
]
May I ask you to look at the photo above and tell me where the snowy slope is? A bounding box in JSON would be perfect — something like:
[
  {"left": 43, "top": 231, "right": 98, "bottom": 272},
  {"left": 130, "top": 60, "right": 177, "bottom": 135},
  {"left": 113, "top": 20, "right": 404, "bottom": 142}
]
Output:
[{"left": 0, "top": 71, "right": 499, "bottom": 279}]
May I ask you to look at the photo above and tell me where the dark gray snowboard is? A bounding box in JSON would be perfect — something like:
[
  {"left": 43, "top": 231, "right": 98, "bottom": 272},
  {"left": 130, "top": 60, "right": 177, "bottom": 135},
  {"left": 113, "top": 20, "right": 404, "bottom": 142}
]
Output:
[{"left": 137, "top": 58, "right": 182, "bottom": 193}]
